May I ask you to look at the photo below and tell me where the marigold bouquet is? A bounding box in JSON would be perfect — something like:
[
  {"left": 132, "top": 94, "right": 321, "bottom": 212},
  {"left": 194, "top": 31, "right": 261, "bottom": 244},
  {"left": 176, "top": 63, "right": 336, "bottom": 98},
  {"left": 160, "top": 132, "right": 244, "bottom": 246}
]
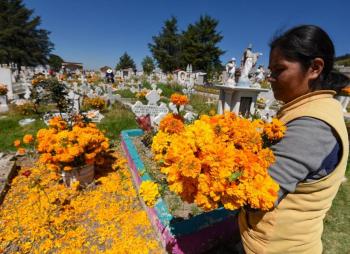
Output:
[
  {"left": 83, "top": 97, "right": 106, "bottom": 110},
  {"left": 36, "top": 116, "right": 110, "bottom": 172},
  {"left": 151, "top": 112, "right": 286, "bottom": 211},
  {"left": 0, "top": 83, "right": 8, "bottom": 96},
  {"left": 31, "top": 75, "right": 46, "bottom": 86}
]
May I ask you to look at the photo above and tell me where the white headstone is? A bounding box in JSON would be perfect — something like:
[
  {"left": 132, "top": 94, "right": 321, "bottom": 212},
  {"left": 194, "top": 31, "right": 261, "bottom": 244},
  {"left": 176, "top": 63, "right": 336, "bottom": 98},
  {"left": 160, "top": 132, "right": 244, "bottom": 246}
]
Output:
[
  {"left": 0, "top": 68, "right": 13, "bottom": 99},
  {"left": 0, "top": 95, "right": 9, "bottom": 113},
  {"left": 131, "top": 86, "right": 168, "bottom": 126}
]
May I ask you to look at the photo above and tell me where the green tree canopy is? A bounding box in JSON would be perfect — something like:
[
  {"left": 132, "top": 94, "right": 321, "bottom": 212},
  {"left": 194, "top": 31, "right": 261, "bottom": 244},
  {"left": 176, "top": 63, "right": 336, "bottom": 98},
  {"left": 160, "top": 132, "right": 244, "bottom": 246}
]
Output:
[
  {"left": 141, "top": 56, "right": 155, "bottom": 75},
  {"left": 149, "top": 16, "right": 182, "bottom": 73},
  {"left": 0, "top": 0, "right": 53, "bottom": 70},
  {"left": 181, "top": 15, "right": 225, "bottom": 79},
  {"left": 115, "top": 52, "right": 136, "bottom": 71},
  {"left": 48, "top": 54, "right": 64, "bottom": 72}
]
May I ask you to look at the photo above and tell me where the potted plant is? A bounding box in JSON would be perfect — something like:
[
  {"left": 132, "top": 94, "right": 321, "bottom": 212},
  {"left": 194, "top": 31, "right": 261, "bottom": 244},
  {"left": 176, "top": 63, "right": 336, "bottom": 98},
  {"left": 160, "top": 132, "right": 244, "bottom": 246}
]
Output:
[{"left": 36, "top": 116, "right": 110, "bottom": 187}]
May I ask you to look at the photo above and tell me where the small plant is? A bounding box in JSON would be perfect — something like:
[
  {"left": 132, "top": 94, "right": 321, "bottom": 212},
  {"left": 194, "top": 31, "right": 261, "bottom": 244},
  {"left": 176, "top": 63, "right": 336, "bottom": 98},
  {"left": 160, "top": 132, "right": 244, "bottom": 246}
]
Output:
[
  {"left": 82, "top": 97, "right": 106, "bottom": 110},
  {"left": 14, "top": 101, "right": 36, "bottom": 115}
]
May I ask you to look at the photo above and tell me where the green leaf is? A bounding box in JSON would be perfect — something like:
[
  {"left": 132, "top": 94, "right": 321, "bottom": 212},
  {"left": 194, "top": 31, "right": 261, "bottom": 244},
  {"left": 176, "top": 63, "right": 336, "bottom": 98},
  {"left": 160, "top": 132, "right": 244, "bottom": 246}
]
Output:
[{"left": 229, "top": 171, "right": 242, "bottom": 182}]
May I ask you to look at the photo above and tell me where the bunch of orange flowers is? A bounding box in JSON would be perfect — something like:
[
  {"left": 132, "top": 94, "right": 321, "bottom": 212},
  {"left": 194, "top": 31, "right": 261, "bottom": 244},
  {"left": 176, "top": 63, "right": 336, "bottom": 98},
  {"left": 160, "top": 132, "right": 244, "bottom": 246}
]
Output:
[
  {"left": 170, "top": 93, "right": 189, "bottom": 106},
  {"left": 36, "top": 116, "right": 109, "bottom": 172},
  {"left": 83, "top": 97, "right": 106, "bottom": 110},
  {"left": 152, "top": 112, "right": 286, "bottom": 211},
  {"left": 31, "top": 75, "right": 46, "bottom": 86},
  {"left": 14, "top": 134, "right": 35, "bottom": 155},
  {"left": 0, "top": 83, "right": 8, "bottom": 96}
]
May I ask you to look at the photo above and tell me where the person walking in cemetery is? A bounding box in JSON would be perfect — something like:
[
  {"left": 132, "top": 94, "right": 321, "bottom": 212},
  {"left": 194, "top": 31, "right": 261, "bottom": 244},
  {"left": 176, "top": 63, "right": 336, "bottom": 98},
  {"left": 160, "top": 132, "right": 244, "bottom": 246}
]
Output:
[{"left": 237, "top": 25, "right": 350, "bottom": 253}]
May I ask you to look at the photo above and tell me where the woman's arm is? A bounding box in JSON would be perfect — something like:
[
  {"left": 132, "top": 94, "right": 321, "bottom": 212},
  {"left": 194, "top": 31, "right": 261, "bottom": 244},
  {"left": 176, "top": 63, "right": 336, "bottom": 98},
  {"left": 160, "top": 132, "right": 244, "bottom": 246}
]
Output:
[{"left": 268, "top": 117, "right": 341, "bottom": 204}]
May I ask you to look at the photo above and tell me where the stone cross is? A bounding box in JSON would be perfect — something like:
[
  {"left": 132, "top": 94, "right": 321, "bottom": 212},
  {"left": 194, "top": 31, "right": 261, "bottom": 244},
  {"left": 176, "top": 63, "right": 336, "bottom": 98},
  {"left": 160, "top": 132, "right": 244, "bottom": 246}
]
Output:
[
  {"left": 131, "top": 85, "right": 168, "bottom": 126},
  {"left": 95, "top": 86, "right": 103, "bottom": 96},
  {"left": 68, "top": 90, "right": 80, "bottom": 113}
]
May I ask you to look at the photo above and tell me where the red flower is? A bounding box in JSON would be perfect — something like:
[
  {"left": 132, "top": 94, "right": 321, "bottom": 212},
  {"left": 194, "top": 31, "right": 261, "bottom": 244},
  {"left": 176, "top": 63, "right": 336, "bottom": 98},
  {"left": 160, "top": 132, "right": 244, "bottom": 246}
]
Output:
[
  {"left": 136, "top": 115, "right": 152, "bottom": 132},
  {"left": 22, "top": 170, "right": 31, "bottom": 177}
]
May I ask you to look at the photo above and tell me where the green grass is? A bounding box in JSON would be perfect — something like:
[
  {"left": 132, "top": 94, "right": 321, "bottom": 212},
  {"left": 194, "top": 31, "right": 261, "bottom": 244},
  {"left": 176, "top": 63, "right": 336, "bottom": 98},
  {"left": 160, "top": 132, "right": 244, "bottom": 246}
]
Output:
[
  {"left": 115, "top": 89, "right": 136, "bottom": 98},
  {"left": 156, "top": 83, "right": 183, "bottom": 97},
  {"left": 189, "top": 94, "right": 217, "bottom": 116},
  {"left": 0, "top": 102, "right": 138, "bottom": 152},
  {"left": 0, "top": 113, "right": 46, "bottom": 152},
  {"left": 97, "top": 102, "right": 138, "bottom": 140},
  {"left": 322, "top": 166, "right": 350, "bottom": 253}
]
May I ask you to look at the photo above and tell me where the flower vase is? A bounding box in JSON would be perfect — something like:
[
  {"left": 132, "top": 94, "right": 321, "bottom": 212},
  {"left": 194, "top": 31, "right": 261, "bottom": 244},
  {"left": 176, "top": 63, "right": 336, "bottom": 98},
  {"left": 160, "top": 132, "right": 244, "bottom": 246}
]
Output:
[{"left": 62, "top": 164, "right": 95, "bottom": 187}]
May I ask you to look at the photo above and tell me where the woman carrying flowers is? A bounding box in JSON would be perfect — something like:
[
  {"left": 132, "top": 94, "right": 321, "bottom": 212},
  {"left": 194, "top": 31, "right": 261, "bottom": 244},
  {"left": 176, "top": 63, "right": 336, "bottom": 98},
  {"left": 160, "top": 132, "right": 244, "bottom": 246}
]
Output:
[{"left": 238, "top": 25, "right": 350, "bottom": 253}]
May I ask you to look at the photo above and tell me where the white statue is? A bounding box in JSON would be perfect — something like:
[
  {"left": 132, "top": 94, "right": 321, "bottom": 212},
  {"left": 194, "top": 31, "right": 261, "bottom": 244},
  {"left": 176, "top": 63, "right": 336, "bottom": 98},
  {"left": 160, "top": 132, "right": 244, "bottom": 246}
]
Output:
[
  {"left": 239, "top": 44, "right": 262, "bottom": 85},
  {"left": 255, "top": 65, "right": 265, "bottom": 83},
  {"left": 225, "top": 58, "right": 236, "bottom": 85}
]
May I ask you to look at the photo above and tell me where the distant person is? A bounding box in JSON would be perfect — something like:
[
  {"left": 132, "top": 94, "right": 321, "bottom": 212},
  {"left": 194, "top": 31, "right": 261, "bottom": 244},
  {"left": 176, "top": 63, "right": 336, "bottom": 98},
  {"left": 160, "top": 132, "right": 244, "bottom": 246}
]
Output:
[{"left": 106, "top": 68, "right": 114, "bottom": 83}]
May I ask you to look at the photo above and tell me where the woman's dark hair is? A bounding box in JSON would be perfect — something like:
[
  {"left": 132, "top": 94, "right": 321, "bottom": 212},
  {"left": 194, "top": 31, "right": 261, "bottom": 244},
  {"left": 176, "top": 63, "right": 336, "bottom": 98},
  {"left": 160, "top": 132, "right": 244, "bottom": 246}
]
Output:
[{"left": 270, "top": 25, "right": 350, "bottom": 91}]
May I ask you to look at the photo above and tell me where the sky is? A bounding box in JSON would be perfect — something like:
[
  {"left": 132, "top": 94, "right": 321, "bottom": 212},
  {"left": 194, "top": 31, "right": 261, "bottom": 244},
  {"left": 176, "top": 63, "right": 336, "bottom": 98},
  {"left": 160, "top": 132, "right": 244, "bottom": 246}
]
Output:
[{"left": 24, "top": 0, "right": 350, "bottom": 70}]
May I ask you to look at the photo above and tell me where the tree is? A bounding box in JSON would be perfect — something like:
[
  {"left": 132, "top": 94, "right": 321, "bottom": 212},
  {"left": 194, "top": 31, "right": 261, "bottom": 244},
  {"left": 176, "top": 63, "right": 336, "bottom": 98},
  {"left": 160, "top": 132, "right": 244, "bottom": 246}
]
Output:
[
  {"left": 141, "top": 56, "right": 155, "bottom": 75},
  {"left": 48, "top": 54, "right": 64, "bottom": 72},
  {"left": 149, "top": 16, "right": 181, "bottom": 73},
  {"left": 0, "top": 0, "right": 54, "bottom": 70},
  {"left": 115, "top": 52, "right": 136, "bottom": 71},
  {"left": 181, "top": 15, "right": 225, "bottom": 79}
]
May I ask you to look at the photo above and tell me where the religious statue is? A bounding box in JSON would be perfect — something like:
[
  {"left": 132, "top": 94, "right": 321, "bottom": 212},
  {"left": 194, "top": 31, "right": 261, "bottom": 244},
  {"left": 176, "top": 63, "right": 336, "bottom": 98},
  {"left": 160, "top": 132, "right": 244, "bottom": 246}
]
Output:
[
  {"left": 225, "top": 58, "right": 236, "bottom": 85},
  {"left": 255, "top": 65, "right": 265, "bottom": 83},
  {"left": 240, "top": 44, "right": 262, "bottom": 83}
]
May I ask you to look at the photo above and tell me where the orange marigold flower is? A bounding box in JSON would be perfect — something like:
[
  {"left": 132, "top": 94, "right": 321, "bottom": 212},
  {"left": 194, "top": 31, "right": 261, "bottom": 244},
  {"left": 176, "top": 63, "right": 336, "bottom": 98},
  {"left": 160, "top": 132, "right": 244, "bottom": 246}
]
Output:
[
  {"left": 17, "top": 148, "right": 26, "bottom": 155},
  {"left": 170, "top": 93, "right": 189, "bottom": 106},
  {"left": 23, "top": 134, "right": 34, "bottom": 144},
  {"left": 63, "top": 166, "right": 73, "bottom": 171},
  {"left": 159, "top": 113, "right": 184, "bottom": 134},
  {"left": 264, "top": 119, "right": 287, "bottom": 141},
  {"left": 341, "top": 86, "right": 350, "bottom": 95},
  {"left": 13, "top": 139, "right": 21, "bottom": 147}
]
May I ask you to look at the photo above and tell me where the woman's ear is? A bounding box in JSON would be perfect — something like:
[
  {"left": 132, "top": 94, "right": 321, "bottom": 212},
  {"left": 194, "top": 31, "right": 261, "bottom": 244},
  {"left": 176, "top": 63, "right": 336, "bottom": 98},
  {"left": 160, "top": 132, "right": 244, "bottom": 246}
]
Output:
[{"left": 309, "top": 58, "right": 324, "bottom": 80}]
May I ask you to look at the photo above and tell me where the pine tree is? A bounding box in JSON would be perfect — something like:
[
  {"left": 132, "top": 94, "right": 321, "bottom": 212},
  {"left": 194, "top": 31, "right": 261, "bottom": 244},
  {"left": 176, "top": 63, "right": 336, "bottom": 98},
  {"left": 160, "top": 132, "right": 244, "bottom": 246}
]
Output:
[
  {"left": 48, "top": 54, "right": 64, "bottom": 72},
  {"left": 149, "top": 16, "right": 181, "bottom": 73},
  {"left": 115, "top": 52, "right": 136, "bottom": 71},
  {"left": 181, "top": 15, "right": 225, "bottom": 79},
  {"left": 141, "top": 56, "right": 155, "bottom": 75},
  {"left": 0, "top": 0, "right": 53, "bottom": 70}
]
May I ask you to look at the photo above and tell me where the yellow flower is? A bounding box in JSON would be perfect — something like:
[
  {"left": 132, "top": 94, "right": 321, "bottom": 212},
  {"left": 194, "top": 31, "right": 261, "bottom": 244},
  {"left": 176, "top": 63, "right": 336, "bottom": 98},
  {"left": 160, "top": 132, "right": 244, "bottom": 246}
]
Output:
[
  {"left": 139, "top": 180, "right": 160, "bottom": 207},
  {"left": 70, "top": 180, "right": 80, "bottom": 191},
  {"left": 264, "top": 118, "right": 287, "bottom": 141}
]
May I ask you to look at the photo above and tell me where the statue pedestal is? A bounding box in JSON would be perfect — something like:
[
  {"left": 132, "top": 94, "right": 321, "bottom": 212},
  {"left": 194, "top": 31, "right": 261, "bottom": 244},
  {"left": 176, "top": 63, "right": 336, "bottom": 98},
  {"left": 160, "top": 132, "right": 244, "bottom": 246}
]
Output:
[{"left": 215, "top": 85, "right": 268, "bottom": 116}]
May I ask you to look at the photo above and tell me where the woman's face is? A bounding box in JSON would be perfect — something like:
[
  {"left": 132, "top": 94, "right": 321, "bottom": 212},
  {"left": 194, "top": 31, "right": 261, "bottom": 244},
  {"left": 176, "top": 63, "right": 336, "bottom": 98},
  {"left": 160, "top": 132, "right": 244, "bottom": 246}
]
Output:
[{"left": 268, "top": 47, "right": 312, "bottom": 103}]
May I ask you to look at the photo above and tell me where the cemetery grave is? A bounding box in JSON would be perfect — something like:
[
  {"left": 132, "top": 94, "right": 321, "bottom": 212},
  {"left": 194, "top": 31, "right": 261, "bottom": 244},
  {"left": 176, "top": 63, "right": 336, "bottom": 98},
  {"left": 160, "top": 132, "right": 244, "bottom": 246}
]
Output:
[{"left": 0, "top": 44, "right": 349, "bottom": 253}]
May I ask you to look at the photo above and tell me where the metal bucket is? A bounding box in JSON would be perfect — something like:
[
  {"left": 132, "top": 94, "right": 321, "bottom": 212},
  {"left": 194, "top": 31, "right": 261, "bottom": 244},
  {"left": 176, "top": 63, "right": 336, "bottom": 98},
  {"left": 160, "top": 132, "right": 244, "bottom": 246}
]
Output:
[{"left": 62, "top": 164, "right": 95, "bottom": 187}]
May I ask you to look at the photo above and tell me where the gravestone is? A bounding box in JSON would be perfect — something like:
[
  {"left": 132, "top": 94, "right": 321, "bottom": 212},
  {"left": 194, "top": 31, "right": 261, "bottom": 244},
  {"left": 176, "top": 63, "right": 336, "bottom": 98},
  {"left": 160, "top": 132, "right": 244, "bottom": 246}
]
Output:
[
  {"left": 95, "top": 86, "right": 103, "bottom": 96},
  {"left": 68, "top": 90, "right": 80, "bottom": 113},
  {"left": 131, "top": 85, "right": 168, "bottom": 126},
  {"left": 24, "top": 87, "right": 31, "bottom": 100},
  {"left": 0, "top": 68, "right": 13, "bottom": 100},
  {"left": 80, "top": 83, "right": 90, "bottom": 95},
  {"left": 0, "top": 96, "right": 9, "bottom": 113}
]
